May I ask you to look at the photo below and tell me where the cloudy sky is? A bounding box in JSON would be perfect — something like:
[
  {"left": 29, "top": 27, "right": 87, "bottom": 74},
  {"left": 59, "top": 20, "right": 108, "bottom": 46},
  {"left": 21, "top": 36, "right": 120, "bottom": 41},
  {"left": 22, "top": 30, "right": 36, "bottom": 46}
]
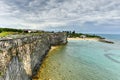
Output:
[{"left": 0, "top": 0, "right": 120, "bottom": 33}]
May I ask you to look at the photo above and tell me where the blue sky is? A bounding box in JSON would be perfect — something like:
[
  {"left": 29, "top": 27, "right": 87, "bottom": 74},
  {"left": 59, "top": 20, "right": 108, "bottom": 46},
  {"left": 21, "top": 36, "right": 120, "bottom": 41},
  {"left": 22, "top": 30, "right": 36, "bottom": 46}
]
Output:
[{"left": 0, "top": 0, "right": 120, "bottom": 34}]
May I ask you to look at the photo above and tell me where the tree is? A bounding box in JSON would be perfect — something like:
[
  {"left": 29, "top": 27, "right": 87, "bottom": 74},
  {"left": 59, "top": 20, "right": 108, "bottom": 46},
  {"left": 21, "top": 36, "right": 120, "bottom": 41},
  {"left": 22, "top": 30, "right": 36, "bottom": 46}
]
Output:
[{"left": 72, "top": 30, "right": 75, "bottom": 34}]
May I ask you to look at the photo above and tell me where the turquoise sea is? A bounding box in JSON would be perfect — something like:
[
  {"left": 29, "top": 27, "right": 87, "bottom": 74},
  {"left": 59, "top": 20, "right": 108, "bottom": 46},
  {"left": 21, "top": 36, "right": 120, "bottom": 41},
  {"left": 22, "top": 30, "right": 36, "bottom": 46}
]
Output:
[{"left": 35, "top": 34, "right": 120, "bottom": 80}]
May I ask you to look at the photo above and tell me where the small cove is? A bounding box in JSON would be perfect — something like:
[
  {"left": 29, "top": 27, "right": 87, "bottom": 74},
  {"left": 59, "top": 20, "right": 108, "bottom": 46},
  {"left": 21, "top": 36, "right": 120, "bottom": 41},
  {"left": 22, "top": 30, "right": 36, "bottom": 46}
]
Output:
[{"left": 33, "top": 34, "right": 120, "bottom": 80}]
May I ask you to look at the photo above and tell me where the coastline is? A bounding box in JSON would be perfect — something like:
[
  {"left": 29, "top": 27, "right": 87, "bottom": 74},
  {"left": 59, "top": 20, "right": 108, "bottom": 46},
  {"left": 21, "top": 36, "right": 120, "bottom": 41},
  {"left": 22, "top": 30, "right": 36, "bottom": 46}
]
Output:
[
  {"left": 33, "top": 35, "right": 119, "bottom": 80},
  {"left": 68, "top": 37, "right": 114, "bottom": 44},
  {"left": 33, "top": 46, "right": 59, "bottom": 80},
  {"left": 33, "top": 37, "right": 114, "bottom": 80},
  {"left": 68, "top": 38, "right": 100, "bottom": 41},
  {"left": 50, "top": 46, "right": 58, "bottom": 51}
]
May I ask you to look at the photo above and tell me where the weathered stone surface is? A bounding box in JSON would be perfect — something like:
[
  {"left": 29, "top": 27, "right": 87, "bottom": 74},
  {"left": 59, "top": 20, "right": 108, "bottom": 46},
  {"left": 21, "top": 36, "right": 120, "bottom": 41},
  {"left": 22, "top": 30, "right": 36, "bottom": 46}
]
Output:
[
  {"left": 0, "top": 32, "right": 67, "bottom": 80},
  {"left": 99, "top": 39, "right": 114, "bottom": 44}
]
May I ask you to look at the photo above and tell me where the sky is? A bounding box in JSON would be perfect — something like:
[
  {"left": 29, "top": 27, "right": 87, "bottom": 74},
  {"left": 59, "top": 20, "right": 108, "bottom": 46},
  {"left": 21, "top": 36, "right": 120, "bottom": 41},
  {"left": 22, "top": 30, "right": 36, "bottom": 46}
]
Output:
[{"left": 0, "top": 0, "right": 120, "bottom": 34}]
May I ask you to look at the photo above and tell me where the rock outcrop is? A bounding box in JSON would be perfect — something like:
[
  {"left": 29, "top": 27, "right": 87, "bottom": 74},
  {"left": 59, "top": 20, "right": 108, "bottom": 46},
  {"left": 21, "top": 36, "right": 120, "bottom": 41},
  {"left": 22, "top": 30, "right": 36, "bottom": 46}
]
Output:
[
  {"left": 0, "top": 32, "right": 67, "bottom": 80},
  {"left": 99, "top": 39, "right": 114, "bottom": 44}
]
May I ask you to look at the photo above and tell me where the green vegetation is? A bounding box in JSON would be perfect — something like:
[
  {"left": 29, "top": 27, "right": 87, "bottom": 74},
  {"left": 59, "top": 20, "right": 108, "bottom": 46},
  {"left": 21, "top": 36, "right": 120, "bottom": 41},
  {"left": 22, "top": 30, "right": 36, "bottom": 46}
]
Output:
[
  {"left": 0, "top": 28, "right": 103, "bottom": 39},
  {"left": 0, "top": 28, "right": 23, "bottom": 37},
  {"left": 0, "top": 28, "right": 23, "bottom": 33},
  {"left": 0, "top": 32, "right": 18, "bottom": 37},
  {"left": 65, "top": 31, "right": 103, "bottom": 39},
  {"left": 0, "top": 28, "right": 44, "bottom": 37}
]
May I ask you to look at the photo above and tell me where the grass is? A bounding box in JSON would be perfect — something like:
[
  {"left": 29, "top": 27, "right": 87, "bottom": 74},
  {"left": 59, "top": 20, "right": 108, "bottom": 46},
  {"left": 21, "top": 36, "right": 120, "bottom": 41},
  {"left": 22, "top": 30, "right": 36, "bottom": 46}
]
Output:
[{"left": 0, "top": 32, "right": 17, "bottom": 37}]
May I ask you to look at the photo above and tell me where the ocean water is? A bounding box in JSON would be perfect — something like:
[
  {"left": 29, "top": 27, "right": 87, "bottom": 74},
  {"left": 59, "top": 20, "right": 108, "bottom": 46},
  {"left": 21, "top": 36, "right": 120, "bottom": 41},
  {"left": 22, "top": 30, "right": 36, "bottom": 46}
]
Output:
[{"left": 34, "top": 34, "right": 120, "bottom": 80}]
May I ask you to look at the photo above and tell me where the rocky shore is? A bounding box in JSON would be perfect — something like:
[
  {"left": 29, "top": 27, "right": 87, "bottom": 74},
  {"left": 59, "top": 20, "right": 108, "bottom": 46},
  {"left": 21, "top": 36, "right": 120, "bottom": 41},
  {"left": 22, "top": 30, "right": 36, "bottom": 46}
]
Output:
[
  {"left": 0, "top": 32, "right": 67, "bottom": 80},
  {"left": 98, "top": 39, "right": 114, "bottom": 44}
]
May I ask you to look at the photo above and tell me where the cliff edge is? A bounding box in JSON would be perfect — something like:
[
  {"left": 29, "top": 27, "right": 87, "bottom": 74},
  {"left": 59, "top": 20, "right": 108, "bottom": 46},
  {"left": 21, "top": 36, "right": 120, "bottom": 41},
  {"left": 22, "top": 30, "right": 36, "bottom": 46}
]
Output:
[{"left": 0, "top": 32, "right": 67, "bottom": 80}]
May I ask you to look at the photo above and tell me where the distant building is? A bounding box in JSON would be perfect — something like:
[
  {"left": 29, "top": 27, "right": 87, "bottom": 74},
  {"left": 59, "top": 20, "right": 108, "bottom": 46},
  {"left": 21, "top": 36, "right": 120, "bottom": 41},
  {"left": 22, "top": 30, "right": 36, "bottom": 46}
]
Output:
[
  {"left": 80, "top": 35, "right": 86, "bottom": 38},
  {"left": 23, "top": 29, "right": 44, "bottom": 33},
  {"left": 28, "top": 30, "right": 32, "bottom": 33}
]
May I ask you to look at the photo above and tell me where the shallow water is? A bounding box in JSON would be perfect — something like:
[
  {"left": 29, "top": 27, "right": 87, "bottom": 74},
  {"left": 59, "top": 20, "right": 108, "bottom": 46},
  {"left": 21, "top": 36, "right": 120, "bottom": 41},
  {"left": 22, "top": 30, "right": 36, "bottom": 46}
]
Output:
[{"left": 34, "top": 35, "right": 120, "bottom": 80}]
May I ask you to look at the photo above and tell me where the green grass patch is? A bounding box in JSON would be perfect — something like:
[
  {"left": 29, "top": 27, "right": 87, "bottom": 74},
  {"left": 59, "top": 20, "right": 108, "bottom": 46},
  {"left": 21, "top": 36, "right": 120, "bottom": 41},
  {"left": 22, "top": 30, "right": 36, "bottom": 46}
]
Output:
[{"left": 0, "top": 32, "right": 17, "bottom": 37}]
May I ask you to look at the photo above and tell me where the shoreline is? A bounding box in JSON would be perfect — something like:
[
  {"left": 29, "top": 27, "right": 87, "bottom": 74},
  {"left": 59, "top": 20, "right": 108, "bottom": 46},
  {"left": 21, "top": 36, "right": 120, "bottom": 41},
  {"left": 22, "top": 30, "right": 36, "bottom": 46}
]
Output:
[
  {"left": 68, "top": 38, "right": 100, "bottom": 41},
  {"left": 68, "top": 37, "right": 114, "bottom": 44},
  {"left": 33, "top": 38, "right": 114, "bottom": 80},
  {"left": 50, "top": 46, "right": 58, "bottom": 51},
  {"left": 33, "top": 46, "right": 59, "bottom": 80}
]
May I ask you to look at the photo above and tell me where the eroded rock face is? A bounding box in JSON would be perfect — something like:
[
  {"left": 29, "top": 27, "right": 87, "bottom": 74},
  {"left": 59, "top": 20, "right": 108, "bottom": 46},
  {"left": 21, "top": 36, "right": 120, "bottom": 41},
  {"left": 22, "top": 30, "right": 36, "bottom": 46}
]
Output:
[
  {"left": 5, "top": 57, "right": 30, "bottom": 80},
  {"left": 0, "top": 32, "right": 67, "bottom": 80},
  {"left": 49, "top": 32, "right": 68, "bottom": 45}
]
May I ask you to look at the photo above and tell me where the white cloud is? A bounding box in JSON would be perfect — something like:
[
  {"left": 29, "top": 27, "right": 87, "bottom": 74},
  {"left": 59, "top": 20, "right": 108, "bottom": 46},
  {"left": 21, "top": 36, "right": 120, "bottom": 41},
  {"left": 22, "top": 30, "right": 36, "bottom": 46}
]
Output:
[{"left": 0, "top": 0, "right": 120, "bottom": 30}]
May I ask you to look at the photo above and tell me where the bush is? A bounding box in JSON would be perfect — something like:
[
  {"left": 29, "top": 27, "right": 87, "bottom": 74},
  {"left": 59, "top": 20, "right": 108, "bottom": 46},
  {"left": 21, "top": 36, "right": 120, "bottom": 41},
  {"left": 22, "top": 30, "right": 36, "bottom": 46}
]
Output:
[{"left": 0, "top": 28, "right": 23, "bottom": 33}]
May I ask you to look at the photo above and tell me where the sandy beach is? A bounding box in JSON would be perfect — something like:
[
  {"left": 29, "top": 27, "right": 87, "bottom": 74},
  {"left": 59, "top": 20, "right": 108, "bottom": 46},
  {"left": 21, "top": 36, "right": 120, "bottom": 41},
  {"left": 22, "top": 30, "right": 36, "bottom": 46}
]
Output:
[
  {"left": 50, "top": 46, "right": 58, "bottom": 51},
  {"left": 68, "top": 38, "right": 100, "bottom": 41}
]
